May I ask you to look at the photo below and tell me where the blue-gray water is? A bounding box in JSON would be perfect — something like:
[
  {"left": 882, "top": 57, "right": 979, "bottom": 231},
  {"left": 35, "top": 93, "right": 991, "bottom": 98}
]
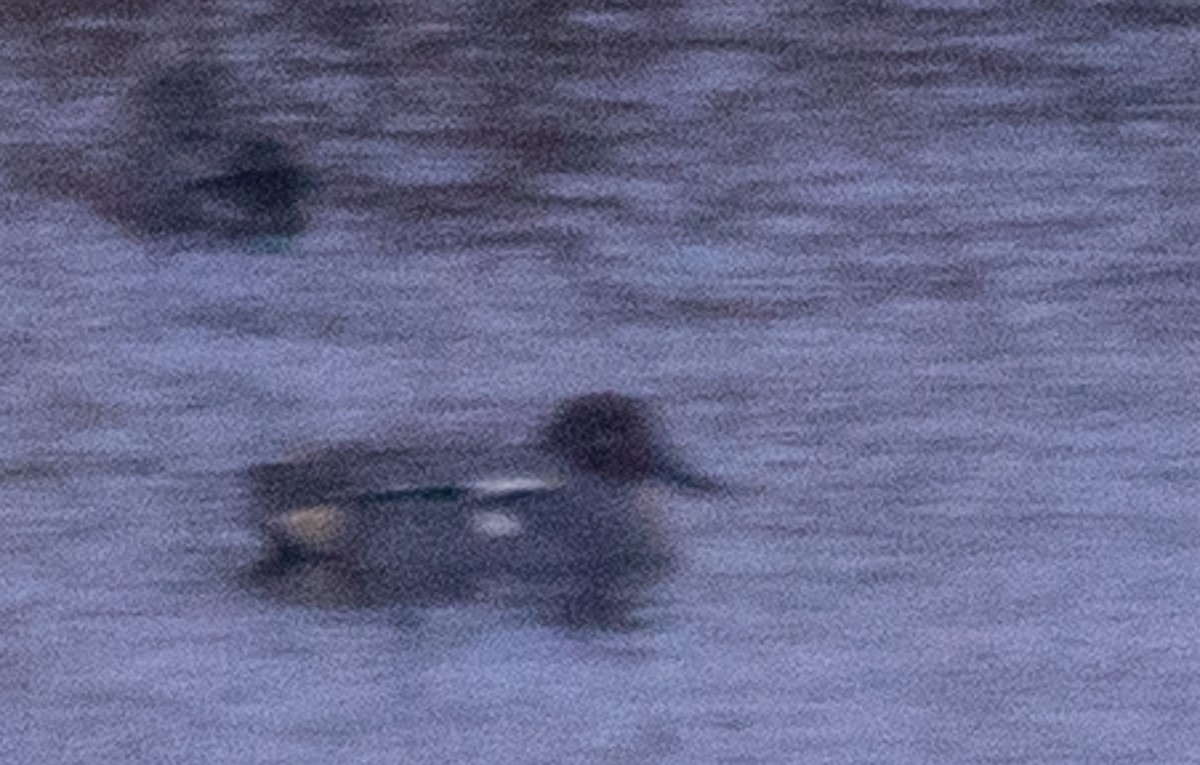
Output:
[{"left": 2, "top": 1, "right": 1198, "bottom": 762}]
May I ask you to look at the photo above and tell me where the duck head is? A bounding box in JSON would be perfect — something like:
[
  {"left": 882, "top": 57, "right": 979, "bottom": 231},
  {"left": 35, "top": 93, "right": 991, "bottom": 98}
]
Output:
[{"left": 542, "top": 392, "right": 718, "bottom": 490}]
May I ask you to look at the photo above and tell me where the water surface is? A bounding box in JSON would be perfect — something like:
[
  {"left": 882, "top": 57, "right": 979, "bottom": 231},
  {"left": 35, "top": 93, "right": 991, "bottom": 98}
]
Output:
[{"left": 1, "top": 1, "right": 1198, "bottom": 763}]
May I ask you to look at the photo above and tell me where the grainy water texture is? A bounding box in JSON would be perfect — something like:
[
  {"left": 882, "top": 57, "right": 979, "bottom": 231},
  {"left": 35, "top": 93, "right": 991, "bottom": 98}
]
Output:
[{"left": 1, "top": 1, "right": 1198, "bottom": 763}]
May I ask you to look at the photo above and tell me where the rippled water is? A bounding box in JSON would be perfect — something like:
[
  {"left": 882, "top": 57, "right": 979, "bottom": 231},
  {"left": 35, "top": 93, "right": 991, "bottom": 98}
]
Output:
[{"left": 2, "top": 1, "right": 1199, "bottom": 763}]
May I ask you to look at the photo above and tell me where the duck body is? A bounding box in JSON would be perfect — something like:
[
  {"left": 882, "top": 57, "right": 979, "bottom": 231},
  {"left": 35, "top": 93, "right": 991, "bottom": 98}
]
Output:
[
  {"left": 248, "top": 394, "right": 708, "bottom": 601},
  {"left": 251, "top": 443, "right": 669, "bottom": 587}
]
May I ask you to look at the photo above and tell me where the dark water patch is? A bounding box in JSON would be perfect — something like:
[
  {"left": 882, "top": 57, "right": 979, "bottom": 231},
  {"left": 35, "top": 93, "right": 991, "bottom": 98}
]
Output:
[
  {"left": 582, "top": 282, "right": 829, "bottom": 326},
  {"left": 178, "top": 298, "right": 352, "bottom": 341},
  {"left": 833, "top": 258, "right": 989, "bottom": 304},
  {"left": 1101, "top": 0, "right": 1200, "bottom": 29},
  {"left": 1087, "top": 262, "right": 1200, "bottom": 292},
  {"left": 0, "top": 0, "right": 158, "bottom": 25}
]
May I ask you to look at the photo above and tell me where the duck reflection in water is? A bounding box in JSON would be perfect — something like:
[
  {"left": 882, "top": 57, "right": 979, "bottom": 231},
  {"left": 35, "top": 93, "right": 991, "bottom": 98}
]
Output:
[{"left": 246, "top": 392, "right": 719, "bottom": 629}]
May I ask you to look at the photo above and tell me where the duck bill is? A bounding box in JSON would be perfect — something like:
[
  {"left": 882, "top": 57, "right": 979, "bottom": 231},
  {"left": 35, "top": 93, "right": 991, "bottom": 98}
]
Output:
[{"left": 655, "top": 453, "right": 722, "bottom": 493}]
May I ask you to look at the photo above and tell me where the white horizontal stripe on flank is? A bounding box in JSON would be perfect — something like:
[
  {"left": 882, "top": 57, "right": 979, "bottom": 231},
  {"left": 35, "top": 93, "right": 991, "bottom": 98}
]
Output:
[{"left": 467, "top": 476, "right": 562, "bottom": 496}]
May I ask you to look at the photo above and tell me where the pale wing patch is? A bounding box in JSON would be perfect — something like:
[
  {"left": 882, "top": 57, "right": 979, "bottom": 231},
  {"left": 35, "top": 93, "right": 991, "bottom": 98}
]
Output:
[
  {"left": 267, "top": 504, "right": 346, "bottom": 552},
  {"left": 471, "top": 510, "right": 524, "bottom": 538}
]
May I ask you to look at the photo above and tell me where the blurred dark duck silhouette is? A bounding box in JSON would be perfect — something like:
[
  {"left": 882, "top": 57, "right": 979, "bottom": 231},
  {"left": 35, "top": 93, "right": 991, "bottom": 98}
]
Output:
[
  {"left": 181, "top": 136, "right": 314, "bottom": 238},
  {"left": 3, "top": 61, "right": 316, "bottom": 244},
  {"left": 125, "top": 64, "right": 314, "bottom": 241},
  {"left": 247, "top": 393, "right": 718, "bottom": 621}
]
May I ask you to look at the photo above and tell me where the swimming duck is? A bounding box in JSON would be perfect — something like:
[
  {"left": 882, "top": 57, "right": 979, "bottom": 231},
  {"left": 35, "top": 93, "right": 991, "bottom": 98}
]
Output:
[
  {"left": 125, "top": 63, "right": 314, "bottom": 241},
  {"left": 184, "top": 136, "right": 314, "bottom": 238},
  {"left": 248, "top": 393, "right": 716, "bottom": 597}
]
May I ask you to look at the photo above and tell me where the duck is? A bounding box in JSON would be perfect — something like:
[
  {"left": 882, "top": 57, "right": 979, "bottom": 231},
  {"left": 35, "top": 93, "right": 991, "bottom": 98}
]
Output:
[
  {"left": 247, "top": 393, "right": 717, "bottom": 599},
  {"left": 124, "top": 63, "right": 314, "bottom": 241},
  {"left": 183, "top": 136, "right": 314, "bottom": 239}
]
